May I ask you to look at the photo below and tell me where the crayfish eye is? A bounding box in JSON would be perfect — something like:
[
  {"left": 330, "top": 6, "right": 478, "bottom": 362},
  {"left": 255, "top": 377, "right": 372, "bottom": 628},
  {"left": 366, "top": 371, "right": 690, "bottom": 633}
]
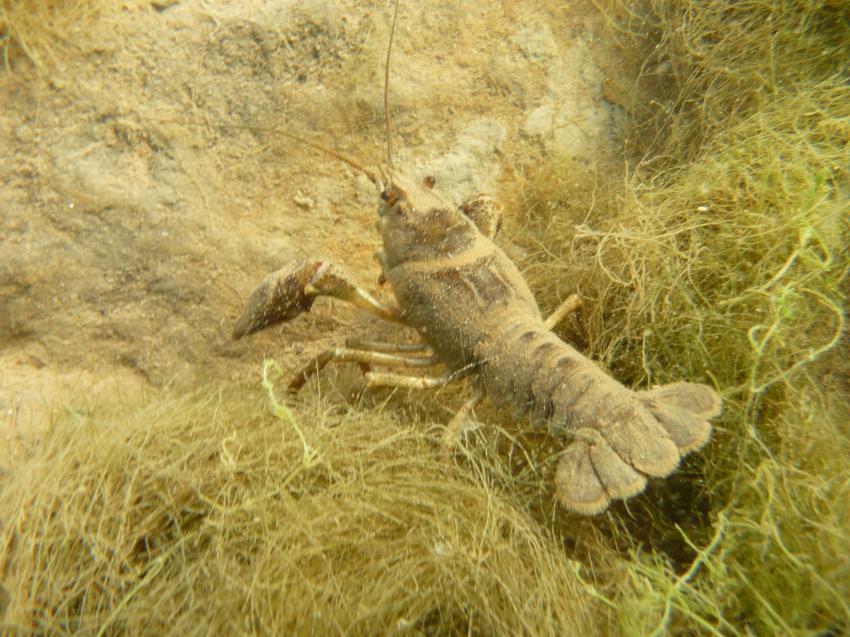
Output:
[{"left": 381, "top": 188, "right": 400, "bottom": 207}]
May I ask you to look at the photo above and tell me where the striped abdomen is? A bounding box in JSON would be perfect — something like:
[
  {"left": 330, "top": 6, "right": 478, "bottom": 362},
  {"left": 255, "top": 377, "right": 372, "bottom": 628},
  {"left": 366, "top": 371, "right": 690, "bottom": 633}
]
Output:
[
  {"left": 475, "top": 316, "right": 630, "bottom": 430},
  {"left": 475, "top": 315, "right": 722, "bottom": 514}
]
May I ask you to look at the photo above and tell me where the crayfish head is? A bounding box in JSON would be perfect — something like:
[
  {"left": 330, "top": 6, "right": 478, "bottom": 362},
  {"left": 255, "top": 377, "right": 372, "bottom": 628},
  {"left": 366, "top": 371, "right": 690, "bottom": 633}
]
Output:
[{"left": 377, "top": 172, "right": 478, "bottom": 269}]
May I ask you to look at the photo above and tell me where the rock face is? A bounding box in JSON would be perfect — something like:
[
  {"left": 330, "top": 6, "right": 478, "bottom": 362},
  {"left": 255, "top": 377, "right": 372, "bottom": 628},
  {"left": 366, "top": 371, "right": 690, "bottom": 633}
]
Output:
[{"left": 0, "top": 0, "right": 622, "bottom": 434}]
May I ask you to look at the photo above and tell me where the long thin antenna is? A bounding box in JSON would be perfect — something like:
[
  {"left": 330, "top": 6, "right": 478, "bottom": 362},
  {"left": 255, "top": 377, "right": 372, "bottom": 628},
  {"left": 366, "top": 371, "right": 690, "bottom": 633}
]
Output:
[
  {"left": 143, "top": 117, "right": 381, "bottom": 185},
  {"left": 280, "top": 129, "right": 381, "bottom": 186},
  {"left": 383, "top": 0, "right": 401, "bottom": 168}
]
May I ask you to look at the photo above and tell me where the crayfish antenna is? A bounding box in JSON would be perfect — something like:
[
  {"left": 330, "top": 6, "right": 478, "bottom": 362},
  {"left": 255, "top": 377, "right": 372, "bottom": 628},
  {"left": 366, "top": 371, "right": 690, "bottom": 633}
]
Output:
[
  {"left": 280, "top": 0, "right": 400, "bottom": 194},
  {"left": 384, "top": 0, "right": 401, "bottom": 170},
  {"left": 274, "top": 128, "right": 381, "bottom": 187}
]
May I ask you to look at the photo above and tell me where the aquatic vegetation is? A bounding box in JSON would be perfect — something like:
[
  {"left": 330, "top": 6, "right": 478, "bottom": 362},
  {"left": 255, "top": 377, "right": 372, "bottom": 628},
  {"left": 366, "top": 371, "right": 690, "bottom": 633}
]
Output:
[
  {"left": 0, "top": 380, "right": 603, "bottom": 635},
  {"left": 0, "top": 0, "right": 102, "bottom": 70}
]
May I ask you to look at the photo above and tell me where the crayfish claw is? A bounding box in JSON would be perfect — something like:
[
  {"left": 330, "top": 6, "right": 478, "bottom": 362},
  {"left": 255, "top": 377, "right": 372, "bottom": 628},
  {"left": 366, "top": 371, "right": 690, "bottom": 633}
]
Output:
[{"left": 232, "top": 259, "right": 325, "bottom": 339}]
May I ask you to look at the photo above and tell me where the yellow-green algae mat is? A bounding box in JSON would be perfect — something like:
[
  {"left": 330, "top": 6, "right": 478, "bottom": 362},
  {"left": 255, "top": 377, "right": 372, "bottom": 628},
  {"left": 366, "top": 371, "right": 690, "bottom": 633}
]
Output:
[{"left": 0, "top": 364, "right": 604, "bottom": 635}]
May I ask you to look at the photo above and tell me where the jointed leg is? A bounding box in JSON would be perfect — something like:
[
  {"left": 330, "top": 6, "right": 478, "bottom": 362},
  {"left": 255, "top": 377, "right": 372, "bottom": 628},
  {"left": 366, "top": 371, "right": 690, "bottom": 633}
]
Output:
[
  {"left": 306, "top": 262, "right": 402, "bottom": 323},
  {"left": 365, "top": 371, "right": 453, "bottom": 391},
  {"left": 442, "top": 389, "right": 482, "bottom": 455},
  {"left": 288, "top": 347, "right": 440, "bottom": 393},
  {"left": 345, "top": 338, "right": 431, "bottom": 355},
  {"left": 543, "top": 293, "right": 582, "bottom": 331}
]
